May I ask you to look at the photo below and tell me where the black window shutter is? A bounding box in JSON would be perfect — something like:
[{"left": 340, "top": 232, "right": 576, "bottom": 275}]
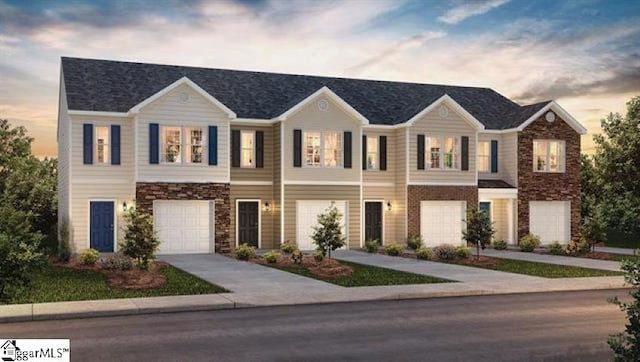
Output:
[
  {"left": 111, "top": 125, "right": 120, "bottom": 165},
  {"left": 149, "top": 123, "right": 159, "bottom": 164},
  {"left": 461, "top": 136, "right": 469, "bottom": 171},
  {"left": 83, "top": 124, "right": 93, "bottom": 165},
  {"left": 293, "top": 129, "right": 302, "bottom": 167},
  {"left": 343, "top": 131, "right": 352, "bottom": 168},
  {"left": 362, "top": 135, "right": 367, "bottom": 170},
  {"left": 208, "top": 126, "right": 218, "bottom": 165},
  {"left": 379, "top": 135, "right": 387, "bottom": 171},
  {"left": 417, "top": 134, "right": 425, "bottom": 170},
  {"left": 490, "top": 140, "right": 498, "bottom": 173},
  {"left": 231, "top": 130, "right": 240, "bottom": 167},
  {"left": 255, "top": 130, "right": 264, "bottom": 168}
]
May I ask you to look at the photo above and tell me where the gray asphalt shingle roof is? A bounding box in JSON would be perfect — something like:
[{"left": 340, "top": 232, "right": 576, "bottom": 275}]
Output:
[{"left": 61, "top": 57, "right": 550, "bottom": 129}]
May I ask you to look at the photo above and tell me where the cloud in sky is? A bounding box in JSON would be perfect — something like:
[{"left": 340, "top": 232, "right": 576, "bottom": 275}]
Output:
[
  {"left": 438, "top": 0, "right": 510, "bottom": 24},
  {"left": 0, "top": 0, "right": 639, "bottom": 157}
]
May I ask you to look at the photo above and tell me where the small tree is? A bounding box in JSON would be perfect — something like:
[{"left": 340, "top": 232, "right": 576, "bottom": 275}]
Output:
[
  {"left": 608, "top": 255, "right": 640, "bottom": 360},
  {"left": 311, "top": 202, "right": 346, "bottom": 258},
  {"left": 582, "top": 213, "right": 606, "bottom": 252},
  {"left": 120, "top": 208, "right": 160, "bottom": 270},
  {"left": 462, "top": 207, "right": 495, "bottom": 259}
]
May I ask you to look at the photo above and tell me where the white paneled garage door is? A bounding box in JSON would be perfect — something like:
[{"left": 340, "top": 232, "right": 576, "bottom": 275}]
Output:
[
  {"left": 296, "top": 201, "right": 347, "bottom": 250},
  {"left": 154, "top": 201, "right": 213, "bottom": 254},
  {"left": 529, "top": 201, "right": 570, "bottom": 244},
  {"left": 420, "top": 201, "right": 466, "bottom": 247}
]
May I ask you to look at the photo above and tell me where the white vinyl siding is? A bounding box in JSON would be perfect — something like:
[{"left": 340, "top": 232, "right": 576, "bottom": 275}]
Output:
[{"left": 478, "top": 132, "right": 518, "bottom": 186}]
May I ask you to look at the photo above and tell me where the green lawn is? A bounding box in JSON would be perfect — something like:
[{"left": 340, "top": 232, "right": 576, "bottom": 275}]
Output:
[
  {"left": 265, "top": 260, "right": 451, "bottom": 287},
  {"left": 8, "top": 265, "right": 227, "bottom": 305},
  {"left": 458, "top": 258, "right": 623, "bottom": 278}
]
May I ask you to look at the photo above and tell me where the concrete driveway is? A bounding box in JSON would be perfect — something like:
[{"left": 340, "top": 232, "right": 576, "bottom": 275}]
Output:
[{"left": 161, "top": 254, "right": 340, "bottom": 294}]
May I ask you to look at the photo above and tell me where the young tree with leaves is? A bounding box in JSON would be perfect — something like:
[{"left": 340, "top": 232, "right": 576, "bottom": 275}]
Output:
[
  {"left": 462, "top": 207, "right": 495, "bottom": 259},
  {"left": 120, "top": 208, "right": 160, "bottom": 270},
  {"left": 311, "top": 202, "right": 346, "bottom": 259}
]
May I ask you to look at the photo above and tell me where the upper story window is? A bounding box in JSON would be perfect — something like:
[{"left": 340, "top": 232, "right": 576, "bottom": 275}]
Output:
[
  {"left": 241, "top": 131, "right": 255, "bottom": 168},
  {"left": 367, "top": 137, "right": 378, "bottom": 170},
  {"left": 95, "top": 126, "right": 109, "bottom": 164},
  {"left": 186, "top": 128, "right": 204, "bottom": 164},
  {"left": 161, "top": 126, "right": 182, "bottom": 163},
  {"left": 427, "top": 135, "right": 460, "bottom": 170},
  {"left": 303, "top": 131, "right": 342, "bottom": 167},
  {"left": 477, "top": 141, "right": 490, "bottom": 172},
  {"left": 534, "top": 140, "right": 565, "bottom": 173}
]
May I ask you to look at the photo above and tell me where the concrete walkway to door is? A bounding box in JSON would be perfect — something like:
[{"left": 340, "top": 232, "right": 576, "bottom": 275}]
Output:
[{"left": 161, "top": 254, "right": 340, "bottom": 294}]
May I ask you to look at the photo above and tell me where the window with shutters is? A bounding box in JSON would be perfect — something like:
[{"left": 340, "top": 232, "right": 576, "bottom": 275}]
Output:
[
  {"left": 533, "top": 140, "right": 565, "bottom": 173},
  {"left": 323, "top": 131, "right": 342, "bottom": 167},
  {"left": 477, "top": 141, "right": 490, "bottom": 172},
  {"left": 366, "top": 136, "right": 378, "bottom": 170},
  {"left": 186, "top": 127, "right": 205, "bottom": 164},
  {"left": 241, "top": 131, "right": 255, "bottom": 168},
  {"left": 304, "top": 132, "right": 321, "bottom": 167},
  {"left": 95, "top": 126, "right": 109, "bottom": 164},
  {"left": 303, "top": 131, "right": 342, "bottom": 167},
  {"left": 426, "top": 135, "right": 460, "bottom": 170},
  {"left": 161, "top": 126, "right": 182, "bottom": 163}
]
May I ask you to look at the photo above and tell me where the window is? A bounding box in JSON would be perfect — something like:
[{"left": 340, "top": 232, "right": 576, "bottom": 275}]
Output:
[
  {"left": 477, "top": 141, "right": 490, "bottom": 172},
  {"left": 367, "top": 136, "right": 378, "bottom": 170},
  {"left": 443, "top": 137, "right": 458, "bottom": 169},
  {"left": 533, "top": 140, "right": 565, "bottom": 172},
  {"left": 427, "top": 136, "right": 441, "bottom": 169},
  {"left": 95, "top": 126, "right": 109, "bottom": 164},
  {"left": 186, "top": 128, "right": 204, "bottom": 164},
  {"left": 304, "top": 132, "right": 321, "bottom": 167},
  {"left": 240, "top": 131, "right": 255, "bottom": 167},
  {"left": 161, "top": 126, "right": 182, "bottom": 163},
  {"left": 323, "top": 132, "right": 342, "bottom": 167},
  {"left": 426, "top": 135, "right": 460, "bottom": 170}
]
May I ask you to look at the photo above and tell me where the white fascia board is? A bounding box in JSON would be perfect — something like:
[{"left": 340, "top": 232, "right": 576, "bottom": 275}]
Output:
[
  {"left": 232, "top": 118, "right": 277, "bottom": 125},
  {"left": 68, "top": 110, "right": 130, "bottom": 118},
  {"left": 478, "top": 188, "right": 518, "bottom": 199},
  {"left": 276, "top": 86, "right": 370, "bottom": 125},
  {"left": 405, "top": 94, "right": 485, "bottom": 130},
  {"left": 517, "top": 101, "right": 587, "bottom": 135},
  {"left": 363, "top": 123, "right": 407, "bottom": 129},
  {"left": 128, "top": 76, "right": 237, "bottom": 119}
]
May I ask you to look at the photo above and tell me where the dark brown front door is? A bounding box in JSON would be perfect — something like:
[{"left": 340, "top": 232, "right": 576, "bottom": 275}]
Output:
[
  {"left": 365, "top": 202, "right": 383, "bottom": 244},
  {"left": 238, "top": 201, "right": 259, "bottom": 247}
]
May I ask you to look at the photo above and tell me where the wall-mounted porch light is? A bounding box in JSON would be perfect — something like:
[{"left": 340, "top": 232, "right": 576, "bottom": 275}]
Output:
[
  {"left": 263, "top": 202, "right": 271, "bottom": 212},
  {"left": 386, "top": 201, "right": 392, "bottom": 211},
  {"left": 123, "top": 201, "right": 128, "bottom": 212}
]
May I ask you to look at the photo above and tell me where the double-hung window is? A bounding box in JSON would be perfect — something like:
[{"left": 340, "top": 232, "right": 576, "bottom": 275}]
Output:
[
  {"left": 186, "top": 127, "right": 204, "bottom": 164},
  {"left": 161, "top": 126, "right": 182, "bottom": 163},
  {"left": 427, "top": 136, "right": 441, "bottom": 169},
  {"left": 241, "top": 131, "right": 255, "bottom": 168},
  {"left": 304, "top": 132, "right": 321, "bottom": 167},
  {"left": 303, "top": 131, "right": 342, "bottom": 167},
  {"left": 443, "top": 137, "right": 458, "bottom": 169},
  {"left": 95, "top": 126, "right": 109, "bottom": 164},
  {"left": 426, "top": 135, "right": 460, "bottom": 170},
  {"left": 477, "top": 141, "right": 490, "bottom": 172},
  {"left": 323, "top": 131, "right": 342, "bottom": 167},
  {"left": 367, "top": 137, "right": 378, "bottom": 170},
  {"left": 533, "top": 140, "right": 565, "bottom": 172}
]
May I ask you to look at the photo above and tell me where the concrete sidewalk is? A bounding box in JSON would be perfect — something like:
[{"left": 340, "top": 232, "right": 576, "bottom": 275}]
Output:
[{"left": 481, "top": 249, "right": 622, "bottom": 271}]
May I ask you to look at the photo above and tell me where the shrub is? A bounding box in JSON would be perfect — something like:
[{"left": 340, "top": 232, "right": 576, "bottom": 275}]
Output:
[
  {"left": 608, "top": 257, "right": 640, "bottom": 360},
  {"left": 433, "top": 244, "right": 457, "bottom": 260},
  {"left": 455, "top": 246, "right": 472, "bottom": 259},
  {"left": 548, "top": 241, "right": 565, "bottom": 255},
  {"left": 120, "top": 208, "right": 160, "bottom": 270},
  {"left": 407, "top": 234, "right": 423, "bottom": 251},
  {"left": 364, "top": 239, "right": 379, "bottom": 253},
  {"left": 281, "top": 241, "right": 297, "bottom": 254},
  {"left": 235, "top": 244, "right": 256, "bottom": 261},
  {"left": 311, "top": 202, "right": 346, "bottom": 258},
  {"left": 520, "top": 234, "right": 541, "bottom": 252},
  {"left": 384, "top": 243, "right": 403, "bottom": 256},
  {"left": 99, "top": 253, "right": 133, "bottom": 271},
  {"left": 493, "top": 240, "right": 507, "bottom": 250},
  {"left": 79, "top": 248, "right": 100, "bottom": 265},
  {"left": 291, "top": 249, "right": 303, "bottom": 264},
  {"left": 57, "top": 218, "right": 71, "bottom": 263},
  {"left": 415, "top": 246, "right": 432, "bottom": 260},
  {"left": 577, "top": 239, "right": 591, "bottom": 254},
  {"left": 263, "top": 250, "right": 280, "bottom": 264},
  {"left": 313, "top": 249, "right": 324, "bottom": 262}
]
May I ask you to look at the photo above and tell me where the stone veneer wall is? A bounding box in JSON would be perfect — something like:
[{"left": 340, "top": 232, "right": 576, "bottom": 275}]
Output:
[
  {"left": 407, "top": 185, "right": 478, "bottom": 238},
  {"left": 136, "top": 183, "right": 231, "bottom": 253},
  {"left": 517, "top": 111, "right": 581, "bottom": 242}
]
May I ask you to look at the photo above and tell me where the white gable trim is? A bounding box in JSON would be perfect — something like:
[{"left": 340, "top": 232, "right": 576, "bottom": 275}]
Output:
[
  {"left": 68, "top": 110, "right": 130, "bottom": 117},
  {"left": 128, "top": 77, "right": 237, "bottom": 118},
  {"left": 517, "top": 101, "right": 587, "bottom": 135},
  {"left": 276, "top": 86, "right": 369, "bottom": 124},
  {"left": 405, "top": 94, "right": 485, "bottom": 130}
]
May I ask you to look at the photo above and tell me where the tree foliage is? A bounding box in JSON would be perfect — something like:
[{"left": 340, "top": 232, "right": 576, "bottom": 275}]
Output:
[
  {"left": 120, "top": 208, "right": 160, "bottom": 270},
  {"left": 462, "top": 207, "right": 495, "bottom": 259},
  {"left": 609, "top": 256, "right": 640, "bottom": 361},
  {"left": 311, "top": 202, "right": 346, "bottom": 258}
]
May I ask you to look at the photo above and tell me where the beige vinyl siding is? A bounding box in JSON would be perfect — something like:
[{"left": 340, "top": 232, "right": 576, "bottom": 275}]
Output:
[
  {"left": 283, "top": 185, "right": 360, "bottom": 249},
  {"left": 409, "top": 107, "right": 477, "bottom": 184},
  {"left": 136, "top": 83, "right": 230, "bottom": 182},
  {"left": 490, "top": 199, "right": 509, "bottom": 242},
  {"left": 501, "top": 132, "right": 518, "bottom": 187},
  {"left": 283, "top": 96, "right": 361, "bottom": 182},
  {"left": 230, "top": 185, "right": 275, "bottom": 249},
  {"left": 395, "top": 128, "right": 408, "bottom": 242},
  {"left": 363, "top": 186, "right": 399, "bottom": 244},
  {"left": 363, "top": 129, "right": 395, "bottom": 184},
  {"left": 57, "top": 75, "right": 71, "bottom": 236},
  {"left": 273, "top": 122, "right": 282, "bottom": 244},
  {"left": 230, "top": 125, "right": 273, "bottom": 182}
]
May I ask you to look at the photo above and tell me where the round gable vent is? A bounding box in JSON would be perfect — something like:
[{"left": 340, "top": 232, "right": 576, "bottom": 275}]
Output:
[
  {"left": 317, "top": 99, "right": 329, "bottom": 112},
  {"left": 178, "top": 92, "right": 190, "bottom": 103},
  {"left": 438, "top": 105, "right": 449, "bottom": 118},
  {"left": 545, "top": 111, "right": 556, "bottom": 123}
]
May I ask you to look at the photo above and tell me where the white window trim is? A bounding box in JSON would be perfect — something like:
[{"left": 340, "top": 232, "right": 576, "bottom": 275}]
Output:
[
  {"left": 302, "top": 130, "right": 343, "bottom": 168},
  {"left": 533, "top": 139, "right": 566, "bottom": 173},
  {"left": 365, "top": 136, "right": 379, "bottom": 171},
  {"left": 240, "top": 130, "right": 256, "bottom": 168},
  {"left": 94, "top": 125, "right": 110, "bottom": 165},
  {"left": 425, "top": 134, "right": 461, "bottom": 171},
  {"left": 477, "top": 140, "right": 490, "bottom": 173},
  {"left": 159, "top": 125, "right": 208, "bottom": 166}
]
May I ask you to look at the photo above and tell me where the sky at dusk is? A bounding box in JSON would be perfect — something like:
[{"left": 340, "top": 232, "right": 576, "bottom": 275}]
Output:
[{"left": 1, "top": 0, "right": 639, "bottom": 157}]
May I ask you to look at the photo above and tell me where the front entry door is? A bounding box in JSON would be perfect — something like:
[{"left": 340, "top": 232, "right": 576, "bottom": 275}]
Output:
[
  {"left": 90, "top": 201, "right": 115, "bottom": 252},
  {"left": 238, "top": 201, "right": 259, "bottom": 248},
  {"left": 479, "top": 201, "right": 492, "bottom": 222},
  {"left": 364, "top": 202, "right": 383, "bottom": 244}
]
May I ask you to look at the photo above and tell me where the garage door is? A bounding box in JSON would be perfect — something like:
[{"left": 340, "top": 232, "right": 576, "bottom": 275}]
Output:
[
  {"left": 154, "top": 201, "right": 213, "bottom": 254},
  {"left": 529, "top": 201, "right": 570, "bottom": 244},
  {"left": 296, "top": 201, "right": 348, "bottom": 250},
  {"left": 420, "top": 201, "right": 466, "bottom": 247}
]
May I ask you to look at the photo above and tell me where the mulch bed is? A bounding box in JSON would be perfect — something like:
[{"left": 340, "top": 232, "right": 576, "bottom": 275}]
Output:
[
  {"left": 252, "top": 256, "right": 354, "bottom": 279},
  {"left": 52, "top": 258, "right": 167, "bottom": 290},
  {"left": 534, "top": 250, "right": 627, "bottom": 261}
]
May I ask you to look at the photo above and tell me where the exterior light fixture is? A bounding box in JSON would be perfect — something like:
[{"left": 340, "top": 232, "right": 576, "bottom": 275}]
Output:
[
  {"left": 386, "top": 202, "right": 392, "bottom": 211},
  {"left": 123, "top": 202, "right": 128, "bottom": 212},
  {"left": 263, "top": 202, "right": 271, "bottom": 212}
]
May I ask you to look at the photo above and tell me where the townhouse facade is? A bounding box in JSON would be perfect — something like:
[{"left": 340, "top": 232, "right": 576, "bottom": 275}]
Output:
[{"left": 57, "top": 57, "right": 586, "bottom": 254}]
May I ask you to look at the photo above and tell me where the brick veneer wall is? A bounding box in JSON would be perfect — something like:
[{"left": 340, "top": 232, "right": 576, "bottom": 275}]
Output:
[
  {"left": 136, "top": 183, "right": 231, "bottom": 253},
  {"left": 517, "top": 111, "right": 581, "bottom": 242},
  {"left": 407, "top": 185, "right": 478, "bottom": 238}
]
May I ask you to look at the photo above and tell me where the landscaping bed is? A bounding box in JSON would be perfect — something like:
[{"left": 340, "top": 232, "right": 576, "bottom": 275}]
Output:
[{"left": 532, "top": 250, "right": 634, "bottom": 262}]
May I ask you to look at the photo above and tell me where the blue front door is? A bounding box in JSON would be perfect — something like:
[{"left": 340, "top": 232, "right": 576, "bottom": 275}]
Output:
[
  {"left": 90, "top": 201, "right": 114, "bottom": 252},
  {"left": 479, "top": 201, "right": 491, "bottom": 221}
]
